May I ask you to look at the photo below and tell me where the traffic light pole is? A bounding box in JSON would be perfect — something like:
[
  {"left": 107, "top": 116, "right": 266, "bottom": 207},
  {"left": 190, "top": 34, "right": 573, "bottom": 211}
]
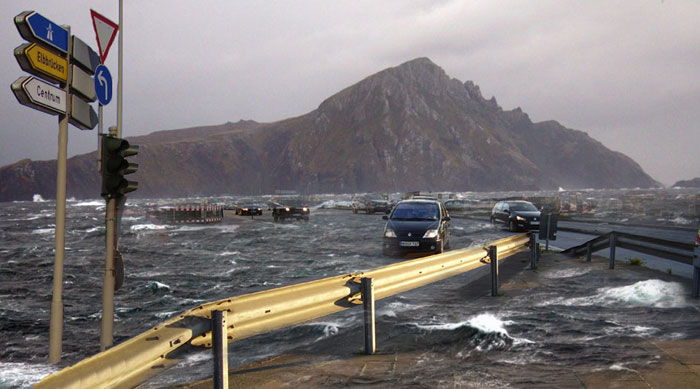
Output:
[
  {"left": 49, "top": 26, "right": 72, "bottom": 365},
  {"left": 101, "top": 197, "right": 117, "bottom": 350}
]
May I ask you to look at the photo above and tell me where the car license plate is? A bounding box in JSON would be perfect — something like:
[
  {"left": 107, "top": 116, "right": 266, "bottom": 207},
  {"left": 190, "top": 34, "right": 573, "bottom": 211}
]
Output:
[{"left": 400, "top": 241, "right": 420, "bottom": 247}]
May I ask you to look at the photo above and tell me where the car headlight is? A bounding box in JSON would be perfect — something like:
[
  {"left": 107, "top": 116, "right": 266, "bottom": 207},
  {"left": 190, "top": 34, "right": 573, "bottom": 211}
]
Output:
[
  {"left": 285, "top": 207, "right": 291, "bottom": 212},
  {"left": 423, "top": 229, "right": 439, "bottom": 239},
  {"left": 384, "top": 228, "right": 397, "bottom": 238},
  {"left": 242, "top": 208, "right": 248, "bottom": 211},
  {"left": 516, "top": 215, "right": 525, "bottom": 221},
  {"left": 302, "top": 207, "right": 309, "bottom": 212}
]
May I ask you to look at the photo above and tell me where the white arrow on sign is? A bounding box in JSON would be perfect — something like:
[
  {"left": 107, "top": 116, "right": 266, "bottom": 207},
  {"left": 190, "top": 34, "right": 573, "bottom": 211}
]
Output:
[
  {"left": 11, "top": 76, "right": 67, "bottom": 115},
  {"left": 97, "top": 70, "right": 108, "bottom": 102}
]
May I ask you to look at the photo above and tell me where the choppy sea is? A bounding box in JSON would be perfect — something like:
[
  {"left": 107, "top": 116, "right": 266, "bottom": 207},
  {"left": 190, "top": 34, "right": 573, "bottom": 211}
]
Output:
[{"left": 1, "top": 195, "right": 699, "bottom": 388}]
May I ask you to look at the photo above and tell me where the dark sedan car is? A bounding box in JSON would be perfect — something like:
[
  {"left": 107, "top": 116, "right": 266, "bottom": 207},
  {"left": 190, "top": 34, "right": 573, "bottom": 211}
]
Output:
[
  {"left": 235, "top": 203, "right": 263, "bottom": 216},
  {"left": 382, "top": 199, "right": 451, "bottom": 256},
  {"left": 352, "top": 193, "right": 392, "bottom": 214},
  {"left": 490, "top": 200, "right": 540, "bottom": 231},
  {"left": 270, "top": 201, "right": 310, "bottom": 222}
]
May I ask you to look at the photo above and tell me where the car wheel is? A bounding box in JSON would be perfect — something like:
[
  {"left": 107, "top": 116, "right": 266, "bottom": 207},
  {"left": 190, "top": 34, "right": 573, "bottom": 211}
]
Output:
[
  {"left": 273, "top": 215, "right": 279, "bottom": 222},
  {"left": 434, "top": 240, "right": 444, "bottom": 254},
  {"left": 367, "top": 207, "right": 373, "bottom": 214},
  {"left": 509, "top": 219, "right": 517, "bottom": 232},
  {"left": 490, "top": 217, "right": 496, "bottom": 226}
]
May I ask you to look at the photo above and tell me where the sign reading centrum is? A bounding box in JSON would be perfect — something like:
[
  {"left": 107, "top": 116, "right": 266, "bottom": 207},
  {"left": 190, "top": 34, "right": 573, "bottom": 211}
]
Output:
[{"left": 11, "top": 75, "right": 67, "bottom": 115}]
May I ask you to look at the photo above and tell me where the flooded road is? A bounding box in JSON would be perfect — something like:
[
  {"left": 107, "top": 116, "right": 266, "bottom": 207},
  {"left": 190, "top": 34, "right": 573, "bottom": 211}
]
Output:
[{"left": 1, "top": 197, "right": 699, "bottom": 388}]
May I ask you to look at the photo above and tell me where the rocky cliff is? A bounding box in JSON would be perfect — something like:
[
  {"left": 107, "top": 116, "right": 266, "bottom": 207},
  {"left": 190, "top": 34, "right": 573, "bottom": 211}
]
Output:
[{"left": 0, "top": 58, "right": 660, "bottom": 201}]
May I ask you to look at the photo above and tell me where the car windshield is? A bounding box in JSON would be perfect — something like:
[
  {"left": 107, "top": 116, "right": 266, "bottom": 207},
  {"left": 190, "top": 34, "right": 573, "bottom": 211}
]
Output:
[
  {"left": 391, "top": 202, "right": 439, "bottom": 221},
  {"left": 510, "top": 202, "right": 538, "bottom": 211}
]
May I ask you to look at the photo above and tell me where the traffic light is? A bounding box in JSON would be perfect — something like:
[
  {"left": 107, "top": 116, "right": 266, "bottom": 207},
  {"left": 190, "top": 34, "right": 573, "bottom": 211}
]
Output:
[{"left": 100, "top": 134, "right": 139, "bottom": 198}]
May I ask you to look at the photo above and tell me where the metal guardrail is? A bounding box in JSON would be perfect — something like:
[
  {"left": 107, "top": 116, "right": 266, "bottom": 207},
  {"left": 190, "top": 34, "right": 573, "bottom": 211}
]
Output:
[
  {"left": 36, "top": 234, "right": 530, "bottom": 388},
  {"left": 563, "top": 230, "right": 699, "bottom": 298},
  {"left": 563, "top": 230, "right": 695, "bottom": 265}
]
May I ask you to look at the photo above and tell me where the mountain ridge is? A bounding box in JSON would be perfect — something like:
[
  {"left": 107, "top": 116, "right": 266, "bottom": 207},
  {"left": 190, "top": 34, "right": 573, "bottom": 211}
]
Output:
[{"left": 0, "top": 58, "right": 660, "bottom": 201}]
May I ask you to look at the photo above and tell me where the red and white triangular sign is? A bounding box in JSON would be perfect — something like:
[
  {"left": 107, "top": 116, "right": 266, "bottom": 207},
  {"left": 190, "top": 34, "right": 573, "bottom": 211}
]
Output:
[{"left": 90, "top": 9, "right": 119, "bottom": 64}]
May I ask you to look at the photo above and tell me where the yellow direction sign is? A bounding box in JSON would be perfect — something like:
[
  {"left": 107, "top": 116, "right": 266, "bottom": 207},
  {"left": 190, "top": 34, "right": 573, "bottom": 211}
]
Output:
[{"left": 14, "top": 42, "right": 68, "bottom": 84}]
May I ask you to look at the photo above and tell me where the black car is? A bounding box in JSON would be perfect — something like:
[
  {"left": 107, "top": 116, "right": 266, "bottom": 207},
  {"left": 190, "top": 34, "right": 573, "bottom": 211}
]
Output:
[
  {"left": 235, "top": 203, "right": 263, "bottom": 216},
  {"left": 269, "top": 200, "right": 310, "bottom": 222},
  {"left": 352, "top": 193, "right": 392, "bottom": 214},
  {"left": 490, "top": 200, "right": 540, "bottom": 231},
  {"left": 382, "top": 199, "right": 451, "bottom": 256}
]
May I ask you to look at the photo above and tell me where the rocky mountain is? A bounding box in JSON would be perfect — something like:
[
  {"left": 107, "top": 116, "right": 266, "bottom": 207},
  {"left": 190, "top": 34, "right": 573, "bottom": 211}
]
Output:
[
  {"left": 671, "top": 177, "right": 700, "bottom": 188},
  {"left": 0, "top": 58, "right": 660, "bottom": 201}
]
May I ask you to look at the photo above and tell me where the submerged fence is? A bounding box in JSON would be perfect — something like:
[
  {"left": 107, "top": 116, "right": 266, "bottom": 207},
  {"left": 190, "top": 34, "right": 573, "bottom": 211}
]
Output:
[
  {"left": 563, "top": 230, "right": 699, "bottom": 297},
  {"left": 36, "top": 234, "right": 530, "bottom": 388},
  {"left": 152, "top": 205, "right": 224, "bottom": 224}
]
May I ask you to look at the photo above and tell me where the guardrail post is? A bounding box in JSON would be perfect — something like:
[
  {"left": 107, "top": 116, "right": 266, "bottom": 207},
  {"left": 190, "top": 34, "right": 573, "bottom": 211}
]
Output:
[
  {"left": 361, "top": 277, "right": 376, "bottom": 354},
  {"left": 212, "top": 310, "right": 228, "bottom": 389},
  {"left": 489, "top": 245, "right": 498, "bottom": 296},
  {"left": 586, "top": 241, "right": 592, "bottom": 262},
  {"left": 529, "top": 233, "right": 537, "bottom": 269},
  {"left": 609, "top": 232, "right": 616, "bottom": 269},
  {"left": 693, "top": 252, "right": 699, "bottom": 299},
  {"left": 535, "top": 243, "right": 540, "bottom": 267}
]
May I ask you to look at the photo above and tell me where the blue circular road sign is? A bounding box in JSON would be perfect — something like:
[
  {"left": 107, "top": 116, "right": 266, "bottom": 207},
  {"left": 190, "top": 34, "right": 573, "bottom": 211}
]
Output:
[{"left": 94, "top": 64, "right": 113, "bottom": 105}]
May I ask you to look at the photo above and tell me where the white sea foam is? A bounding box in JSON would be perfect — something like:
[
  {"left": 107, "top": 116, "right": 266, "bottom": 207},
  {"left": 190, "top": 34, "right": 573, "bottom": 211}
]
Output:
[
  {"left": 467, "top": 313, "right": 509, "bottom": 335},
  {"left": 544, "top": 268, "right": 591, "bottom": 279},
  {"left": 85, "top": 226, "right": 104, "bottom": 233},
  {"left": 542, "top": 279, "right": 689, "bottom": 308},
  {"left": 145, "top": 281, "right": 171, "bottom": 291},
  {"left": 600, "top": 280, "right": 688, "bottom": 308},
  {"left": 131, "top": 223, "right": 167, "bottom": 231},
  {"left": 72, "top": 200, "right": 104, "bottom": 207},
  {"left": 0, "top": 361, "right": 58, "bottom": 388},
  {"left": 32, "top": 228, "right": 55, "bottom": 235},
  {"left": 121, "top": 216, "right": 144, "bottom": 222},
  {"left": 217, "top": 251, "right": 240, "bottom": 256},
  {"left": 378, "top": 301, "right": 421, "bottom": 318},
  {"left": 32, "top": 194, "right": 46, "bottom": 202},
  {"left": 173, "top": 224, "right": 239, "bottom": 233}
]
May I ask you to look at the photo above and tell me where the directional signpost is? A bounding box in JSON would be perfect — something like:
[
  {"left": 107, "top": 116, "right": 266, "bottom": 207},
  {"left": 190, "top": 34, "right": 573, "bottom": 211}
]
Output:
[
  {"left": 91, "top": 7, "right": 123, "bottom": 352},
  {"left": 15, "top": 11, "right": 69, "bottom": 53},
  {"left": 10, "top": 10, "right": 105, "bottom": 364},
  {"left": 11, "top": 76, "right": 67, "bottom": 115},
  {"left": 14, "top": 43, "right": 68, "bottom": 84}
]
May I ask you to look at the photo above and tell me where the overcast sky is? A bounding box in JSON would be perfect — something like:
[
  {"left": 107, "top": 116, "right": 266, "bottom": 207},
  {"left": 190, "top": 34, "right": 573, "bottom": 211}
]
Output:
[{"left": 1, "top": 1, "right": 698, "bottom": 186}]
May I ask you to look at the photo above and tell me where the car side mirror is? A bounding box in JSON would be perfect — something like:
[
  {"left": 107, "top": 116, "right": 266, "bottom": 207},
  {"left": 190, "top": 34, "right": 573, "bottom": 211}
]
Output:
[
  {"left": 382, "top": 215, "right": 388, "bottom": 220},
  {"left": 443, "top": 216, "right": 451, "bottom": 221}
]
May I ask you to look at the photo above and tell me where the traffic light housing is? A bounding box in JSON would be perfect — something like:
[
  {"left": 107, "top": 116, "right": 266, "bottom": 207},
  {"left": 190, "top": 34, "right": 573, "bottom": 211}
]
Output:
[{"left": 101, "top": 135, "right": 139, "bottom": 198}]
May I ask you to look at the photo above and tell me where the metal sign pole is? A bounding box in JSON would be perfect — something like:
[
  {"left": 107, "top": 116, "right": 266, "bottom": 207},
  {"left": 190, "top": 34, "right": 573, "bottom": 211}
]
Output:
[
  {"left": 101, "top": 197, "right": 117, "bottom": 350},
  {"left": 49, "top": 25, "right": 72, "bottom": 365},
  {"left": 117, "top": 0, "right": 123, "bottom": 138}
]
